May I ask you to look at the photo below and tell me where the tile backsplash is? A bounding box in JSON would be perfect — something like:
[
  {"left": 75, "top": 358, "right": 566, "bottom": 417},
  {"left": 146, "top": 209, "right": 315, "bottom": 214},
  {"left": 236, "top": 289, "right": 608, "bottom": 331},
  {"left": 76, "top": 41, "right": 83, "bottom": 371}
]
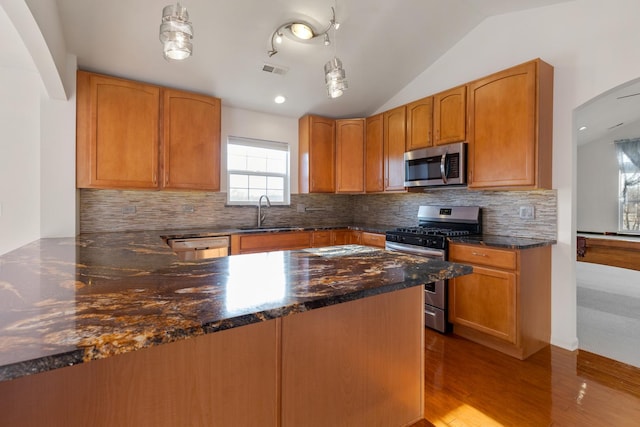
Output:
[{"left": 80, "top": 188, "right": 557, "bottom": 240}]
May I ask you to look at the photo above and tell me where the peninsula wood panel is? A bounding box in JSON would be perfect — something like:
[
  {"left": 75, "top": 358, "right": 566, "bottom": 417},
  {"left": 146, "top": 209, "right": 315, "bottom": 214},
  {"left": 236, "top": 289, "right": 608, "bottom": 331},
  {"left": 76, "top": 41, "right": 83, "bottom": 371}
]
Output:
[
  {"left": 577, "top": 236, "right": 640, "bottom": 272},
  {"left": 0, "top": 320, "right": 279, "bottom": 427},
  {"left": 162, "top": 89, "right": 221, "bottom": 190},
  {"left": 335, "top": 118, "right": 365, "bottom": 193},
  {"left": 281, "top": 286, "right": 424, "bottom": 427}
]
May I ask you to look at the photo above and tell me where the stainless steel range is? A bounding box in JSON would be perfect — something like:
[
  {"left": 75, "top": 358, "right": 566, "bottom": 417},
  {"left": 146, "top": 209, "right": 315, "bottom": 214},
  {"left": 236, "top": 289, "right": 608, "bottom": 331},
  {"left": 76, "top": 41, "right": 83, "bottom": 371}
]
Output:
[{"left": 385, "top": 205, "right": 482, "bottom": 333}]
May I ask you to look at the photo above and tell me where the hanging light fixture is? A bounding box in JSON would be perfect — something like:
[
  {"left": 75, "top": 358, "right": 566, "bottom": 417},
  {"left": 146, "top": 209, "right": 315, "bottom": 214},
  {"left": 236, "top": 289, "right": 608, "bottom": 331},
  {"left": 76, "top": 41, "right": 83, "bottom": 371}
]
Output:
[
  {"left": 159, "top": 3, "right": 193, "bottom": 61},
  {"left": 324, "top": 3, "right": 347, "bottom": 98}
]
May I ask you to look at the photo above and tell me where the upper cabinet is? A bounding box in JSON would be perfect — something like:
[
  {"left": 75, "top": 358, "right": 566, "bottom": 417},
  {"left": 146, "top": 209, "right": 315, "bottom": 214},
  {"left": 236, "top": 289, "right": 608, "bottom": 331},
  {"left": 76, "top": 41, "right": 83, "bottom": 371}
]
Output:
[
  {"left": 162, "top": 89, "right": 221, "bottom": 190},
  {"left": 299, "top": 115, "right": 336, "bottom": 193},
  {"left": 383, "top": 106, "right": 407, "bottom": 192},
  {"left": 335, "top": 118, "right": 365, "bottom": 193},
  {"left": 406, "top": 96, "right": 433, "bottom": 151},
  {"left": 76, "top": 71, "right": 221, "bottom": 191},
  {"left": 433, "top": 85, "right": 467, "bottom": 146},
  {"left": 365, "top": 114, "right": 384, "bottom": 193},
  {"left": 467, "top": 59, "right": 553, "bottom": 189},
  {"left": 77, "top": 71, "right": 160, "bottom": 189}
]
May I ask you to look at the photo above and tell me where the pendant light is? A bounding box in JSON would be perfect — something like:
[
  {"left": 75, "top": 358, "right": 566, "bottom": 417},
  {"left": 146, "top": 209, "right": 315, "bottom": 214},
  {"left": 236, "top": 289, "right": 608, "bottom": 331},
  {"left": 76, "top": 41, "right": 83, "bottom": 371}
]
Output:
[
  {"left": 324, "top": 3, "right": 347, "bottom": 98},
  {"left": 159, "top": 3, "right": 193, "bottom": 61}
]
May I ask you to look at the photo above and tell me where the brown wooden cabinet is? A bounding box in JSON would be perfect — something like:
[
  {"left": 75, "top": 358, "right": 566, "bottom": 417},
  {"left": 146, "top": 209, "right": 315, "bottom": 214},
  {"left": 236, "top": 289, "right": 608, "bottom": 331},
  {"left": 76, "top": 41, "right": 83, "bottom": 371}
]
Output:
[
  {"left": 433, "top": 85, "right": 466, "bottom": 146},
  {"left": 162, "top": 89, "right": 221, "bottom": 190},
  {"left": 299, "top": 115, "right": 336, "bottom": 193},
  {"left": 311, "top": 230, "right": 332, "bottom": 247},
  {"left": 406, "top": 96, "right": 434, "bottom": 150},
  {"left": 335, "top": 119, "right": 365, "bottom": 193},
  {"left": 76, "top": 71, "right": 221, "bottom": 191},
  {"left": 361, "top": 232, "right": 386, "bottom": 248},
  {"left": 467, "top": 59, "right": 553, "bottom": 189},
  {"left": 76, "top": 71, "right": 160, "bottom": 189},
  {"left": 448, "top": 242, "right": 551, "bottom": 360},
  {"left": 365, "top": 114, "right": 384, "bottom": 193},
  {"left": 383, "top": 106, "right": 407, "bottom": 191},
  {"left": 231, "top": 231, "right": 312, "bottom": 255}
]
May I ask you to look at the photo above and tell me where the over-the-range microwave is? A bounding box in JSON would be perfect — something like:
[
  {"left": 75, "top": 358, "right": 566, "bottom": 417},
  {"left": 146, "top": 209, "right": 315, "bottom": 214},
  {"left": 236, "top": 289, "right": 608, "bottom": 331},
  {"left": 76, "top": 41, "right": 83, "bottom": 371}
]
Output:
[{"left": 404, "top": 142, "right": 467, "bottom": 188}]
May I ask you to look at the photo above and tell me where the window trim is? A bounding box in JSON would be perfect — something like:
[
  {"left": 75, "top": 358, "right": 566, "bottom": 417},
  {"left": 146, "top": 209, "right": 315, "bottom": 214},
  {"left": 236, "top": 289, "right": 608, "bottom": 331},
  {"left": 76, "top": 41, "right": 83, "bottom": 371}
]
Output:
[{"left": 226, "top": 136, "right": 291, "bottom": 206}]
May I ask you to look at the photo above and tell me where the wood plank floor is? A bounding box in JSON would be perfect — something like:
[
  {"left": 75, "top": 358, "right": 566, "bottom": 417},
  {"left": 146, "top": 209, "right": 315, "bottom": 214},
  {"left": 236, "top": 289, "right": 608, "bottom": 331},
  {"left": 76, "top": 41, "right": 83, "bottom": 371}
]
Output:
[{"left": 413, "top": 328, "right": 640, "bottom": 427}]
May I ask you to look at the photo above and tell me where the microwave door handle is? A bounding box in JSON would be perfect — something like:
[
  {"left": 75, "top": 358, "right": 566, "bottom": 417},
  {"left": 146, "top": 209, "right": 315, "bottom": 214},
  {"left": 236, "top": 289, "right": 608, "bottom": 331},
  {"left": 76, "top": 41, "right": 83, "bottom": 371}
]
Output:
[{"left": 440, "top": 151, "right": 448, "bottom": 184}]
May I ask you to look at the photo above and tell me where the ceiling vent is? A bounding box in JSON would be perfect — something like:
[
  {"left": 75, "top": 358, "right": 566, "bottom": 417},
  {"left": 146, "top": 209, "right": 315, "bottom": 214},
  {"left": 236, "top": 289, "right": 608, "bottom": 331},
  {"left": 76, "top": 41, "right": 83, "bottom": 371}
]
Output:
[{"left": 262, "top": 63, "right": 289, "bottom": 75}]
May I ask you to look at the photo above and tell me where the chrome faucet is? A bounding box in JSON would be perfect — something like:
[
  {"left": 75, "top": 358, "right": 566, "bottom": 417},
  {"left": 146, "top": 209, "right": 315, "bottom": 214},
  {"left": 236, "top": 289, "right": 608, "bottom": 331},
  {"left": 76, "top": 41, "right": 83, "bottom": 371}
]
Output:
[{"left": 257, "top": 195, "right": 271, "bottom": 227}]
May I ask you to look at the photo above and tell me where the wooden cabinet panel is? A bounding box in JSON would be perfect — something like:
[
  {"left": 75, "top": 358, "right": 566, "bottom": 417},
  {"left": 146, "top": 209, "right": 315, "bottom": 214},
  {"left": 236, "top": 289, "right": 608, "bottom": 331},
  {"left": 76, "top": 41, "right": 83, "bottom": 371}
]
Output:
[
  {"left": 231, "top": 231, "right": 312, "bottom": 255},
  {"left": 77, "top": 71, "right": 222, "bottom": 191},
  {"left": 361, "top": 232, "right": 386, "bottom": 248},
  {"left": 449, "top": 265, "right": 517, "bottom": 343},
  {"left": 433, "top": 85, "right": 466, "bottom": 146},
  {"left": 77, "top": 71, "right": 160, "bottom": 189},
  {"left": 349, "top": 230, "right": 362, "bottom": 244},
  {"left": 406, "top": 96, "right": 434, "bottom": 150},
  {"left": 467, "top": 59, "right": 553, "bottom": 189},
  {"left": 383, "top": 106, "right": 407, "bottom": 191},
  {"left": 162, "top": 89, "right": 221, "bottom": 190},
  {"left": 311, "top": 231, "right": 332, "bottom": 248},
  {"left": 335, "top": 119, "right": 365, "bottom": 193},
  {"left": 299, "top": 115, "right": 336, "bottom": 193},
  {"left": 281, "top": 286, "right": 424, "bottom": 427},
  {"left": 365, "top": 114, "right": 384, "bottom": 193},
  {"left": 331, "top": 229, "right": 351, "bottom": 245},
  {"left": 449, "top": 242, "right": 551, "bottom": 360}
]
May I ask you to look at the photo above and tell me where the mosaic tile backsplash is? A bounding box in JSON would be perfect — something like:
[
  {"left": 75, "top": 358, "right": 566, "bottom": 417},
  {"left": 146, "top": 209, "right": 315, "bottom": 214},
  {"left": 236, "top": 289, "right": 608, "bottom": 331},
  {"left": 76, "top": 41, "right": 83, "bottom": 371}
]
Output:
[{"left": 79, "top": 188, "right": 557, "bottom": 240}]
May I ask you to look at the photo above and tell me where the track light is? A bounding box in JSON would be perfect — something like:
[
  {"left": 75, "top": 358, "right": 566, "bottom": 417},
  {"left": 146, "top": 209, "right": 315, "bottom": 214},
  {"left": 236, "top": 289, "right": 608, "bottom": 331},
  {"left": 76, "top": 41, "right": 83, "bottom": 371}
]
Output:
[{"left": 267, "top": 6, "right": 337, "bottom": 57}]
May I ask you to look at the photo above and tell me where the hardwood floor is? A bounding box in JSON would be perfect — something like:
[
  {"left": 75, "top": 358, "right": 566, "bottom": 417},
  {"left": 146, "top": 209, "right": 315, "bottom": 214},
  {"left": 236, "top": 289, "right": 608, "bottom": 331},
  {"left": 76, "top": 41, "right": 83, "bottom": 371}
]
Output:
[{"left": 418, "top": 328, "right": 640, "bottom": 427}]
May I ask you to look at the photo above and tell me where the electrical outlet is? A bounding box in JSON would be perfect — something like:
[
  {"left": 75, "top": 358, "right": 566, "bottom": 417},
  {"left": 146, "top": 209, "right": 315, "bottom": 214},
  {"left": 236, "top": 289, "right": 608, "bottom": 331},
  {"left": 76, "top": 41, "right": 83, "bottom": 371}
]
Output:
[
  {"left": 122, "top": 205, "right": 136, "bottom": 215},
  {"left": 297, "top": 204, "right": 306, "bottom": 213},
  {"left": 519, "top": 205, "right": 535, "bottom": 220},
  {"left": 182, "top": 204, "right": 195, "bottom": 213}
]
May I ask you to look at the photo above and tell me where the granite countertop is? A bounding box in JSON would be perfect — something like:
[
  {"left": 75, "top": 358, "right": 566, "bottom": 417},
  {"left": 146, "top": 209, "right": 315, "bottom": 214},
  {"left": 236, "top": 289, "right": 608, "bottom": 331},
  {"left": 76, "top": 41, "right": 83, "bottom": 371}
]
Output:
[
  {"left": 0, "top": 231, "right": 470, "bottom": 382},
  {"left": 449, "top": 234, "right": 556, "bottom": 249}
]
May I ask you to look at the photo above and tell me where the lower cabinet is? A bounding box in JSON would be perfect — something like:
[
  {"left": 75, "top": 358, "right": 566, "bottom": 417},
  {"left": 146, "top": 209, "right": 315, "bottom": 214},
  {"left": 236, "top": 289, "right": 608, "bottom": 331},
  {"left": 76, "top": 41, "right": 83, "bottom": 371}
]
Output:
[
  {"left": 233, "top": 230, "right": 385, "bottom": 253},
  {"left": 448, "top": 242, "right": 551, "bottom": 359}
]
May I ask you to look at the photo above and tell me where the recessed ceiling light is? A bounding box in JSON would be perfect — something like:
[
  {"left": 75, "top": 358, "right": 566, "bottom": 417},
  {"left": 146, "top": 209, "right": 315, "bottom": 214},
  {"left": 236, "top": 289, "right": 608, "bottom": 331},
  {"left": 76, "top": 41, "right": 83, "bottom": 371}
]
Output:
[
  {"left": 274, "top": 95, "right": 286, "bottom": 104},
  {"left": 578, "top": 126, "right": 587, "bottom": 131}
]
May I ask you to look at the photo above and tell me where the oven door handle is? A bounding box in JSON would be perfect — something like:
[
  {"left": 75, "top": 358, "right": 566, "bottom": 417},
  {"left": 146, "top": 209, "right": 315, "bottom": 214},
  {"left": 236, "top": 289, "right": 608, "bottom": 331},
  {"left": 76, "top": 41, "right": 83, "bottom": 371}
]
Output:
[
  {"left": 385, "top": 241, "right": 445, "bottom": 259},
  {"left": 440, "top": 150, "right": 448, "bottom": 184}
]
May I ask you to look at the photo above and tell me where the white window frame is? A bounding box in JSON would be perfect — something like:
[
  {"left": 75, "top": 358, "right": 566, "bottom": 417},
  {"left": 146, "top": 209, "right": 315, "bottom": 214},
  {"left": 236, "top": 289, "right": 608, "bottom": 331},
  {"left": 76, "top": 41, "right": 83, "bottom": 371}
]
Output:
[{"left": 226, "top": 136, "right": 290, "bottom": 206}]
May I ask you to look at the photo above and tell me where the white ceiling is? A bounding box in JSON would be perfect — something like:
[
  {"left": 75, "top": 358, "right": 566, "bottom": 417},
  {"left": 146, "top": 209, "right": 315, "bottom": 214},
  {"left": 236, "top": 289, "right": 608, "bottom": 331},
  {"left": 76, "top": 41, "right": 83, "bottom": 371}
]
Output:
[{"left": 51, "top": 0, "right": 573, "bottom": 119}]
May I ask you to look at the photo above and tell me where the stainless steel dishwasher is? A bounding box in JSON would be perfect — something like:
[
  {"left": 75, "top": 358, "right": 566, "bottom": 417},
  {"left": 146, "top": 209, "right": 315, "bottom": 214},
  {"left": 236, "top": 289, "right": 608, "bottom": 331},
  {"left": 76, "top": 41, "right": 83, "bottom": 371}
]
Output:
[{"left": 167, "top": 236, "right": 230, "bottom": 260}]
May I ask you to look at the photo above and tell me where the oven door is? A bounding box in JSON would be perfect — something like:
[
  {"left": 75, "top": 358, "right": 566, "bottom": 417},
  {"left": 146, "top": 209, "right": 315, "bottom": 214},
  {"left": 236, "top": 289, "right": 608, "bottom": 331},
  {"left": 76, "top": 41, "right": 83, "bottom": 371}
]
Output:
[{"left": 385, "top": 241, "right": 449, "bottom": 333}]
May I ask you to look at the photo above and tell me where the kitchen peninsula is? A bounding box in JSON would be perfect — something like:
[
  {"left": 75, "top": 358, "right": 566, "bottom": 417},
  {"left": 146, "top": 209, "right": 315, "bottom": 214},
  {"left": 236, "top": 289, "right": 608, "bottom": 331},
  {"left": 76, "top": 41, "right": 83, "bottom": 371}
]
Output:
[{"left": 0, "top": 231, "right": 471, "bottom": 427}]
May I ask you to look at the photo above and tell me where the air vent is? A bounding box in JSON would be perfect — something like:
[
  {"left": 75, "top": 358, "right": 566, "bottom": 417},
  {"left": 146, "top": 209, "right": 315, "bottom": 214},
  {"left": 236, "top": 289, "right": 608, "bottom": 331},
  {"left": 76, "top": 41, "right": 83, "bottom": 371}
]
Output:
[{"left": 262, "top": 63, "right": 289, "bottom": 75}]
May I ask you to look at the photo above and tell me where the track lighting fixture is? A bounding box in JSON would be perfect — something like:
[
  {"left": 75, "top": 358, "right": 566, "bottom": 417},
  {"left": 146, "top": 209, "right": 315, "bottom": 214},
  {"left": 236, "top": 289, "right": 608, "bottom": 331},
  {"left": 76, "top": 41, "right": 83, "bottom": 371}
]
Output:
[{"left": 267, "top": 6, "right": 338, "bottom": 57}]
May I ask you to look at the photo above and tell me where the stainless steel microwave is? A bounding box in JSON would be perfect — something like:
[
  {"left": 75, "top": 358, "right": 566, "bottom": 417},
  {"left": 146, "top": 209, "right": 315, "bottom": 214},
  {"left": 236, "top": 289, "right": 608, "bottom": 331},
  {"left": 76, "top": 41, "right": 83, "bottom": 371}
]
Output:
[{"left": 404, "top": 142, "right": 467, "bottom": 187}]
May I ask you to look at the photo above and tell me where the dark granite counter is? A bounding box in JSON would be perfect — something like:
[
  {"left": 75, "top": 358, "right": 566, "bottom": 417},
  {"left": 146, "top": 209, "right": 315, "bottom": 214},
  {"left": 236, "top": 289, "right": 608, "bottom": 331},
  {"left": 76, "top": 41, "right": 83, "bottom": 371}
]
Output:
[
  {"left": 0, "top": 231, "right": 470, "bottom": 382},
  {"left": 450, "top": 234, "right": 556, "bottom": 249}
]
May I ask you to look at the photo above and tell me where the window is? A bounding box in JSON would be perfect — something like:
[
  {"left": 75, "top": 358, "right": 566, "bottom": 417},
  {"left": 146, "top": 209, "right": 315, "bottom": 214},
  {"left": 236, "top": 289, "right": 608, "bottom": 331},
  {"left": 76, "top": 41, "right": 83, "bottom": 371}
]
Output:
[
  {"left": 227, "top": 137, "right": 290, "bottom": 205},
  {"left": 616, "top": 138, "right": 640, "bottom": 233}
]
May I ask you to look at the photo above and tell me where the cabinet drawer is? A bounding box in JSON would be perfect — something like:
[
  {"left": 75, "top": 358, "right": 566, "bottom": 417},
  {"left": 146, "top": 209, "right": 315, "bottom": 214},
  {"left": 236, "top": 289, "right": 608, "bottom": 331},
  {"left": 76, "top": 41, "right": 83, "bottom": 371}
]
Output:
[
  {"left": 231, "top": 231, "right": 311, "bottom": 254},
  {"left": 361, "top": 232, "right": 386, "bottom": 248},
  {"left": 449, "top": 244, "right": 516, "bottom": 270}
]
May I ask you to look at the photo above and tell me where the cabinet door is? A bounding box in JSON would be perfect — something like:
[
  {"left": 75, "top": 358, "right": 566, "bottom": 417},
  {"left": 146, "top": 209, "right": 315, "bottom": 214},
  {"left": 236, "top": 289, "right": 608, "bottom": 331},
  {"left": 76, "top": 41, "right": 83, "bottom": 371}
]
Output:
[
  {"left": 383, "top": 106, "right": 407, "bottom": 191},
  {"left": 162, "top": 89, "right": 221, "bottom": 190},
  {"left": 331, "top": 229, "right": 351, "bottom": 245},
  {"left": 433, "top": 85, "right": 466, "bottom": 145},
  {"left": 449, "top": 266, "right": 517, "bottom": 344},
  {"left": 335, "top": 119, "right": 365, "bottom": 193},
  {"left": 467, "top": 59, "right": 553, "bottom": 189},
  {"left": 76, "top": 71, "right": 160, "bottom": 189},
  {"left": 365, "top": 114, "right": 384, "bottom": 193},
  {"left": 311, "top": 231, "right": 332, "bottom": 247},
  {"left": 299, "top": 115, "right": 336, "bottom": 193},
  {"left": 406, "top": 96, "right": 433, "bottom": 150}
]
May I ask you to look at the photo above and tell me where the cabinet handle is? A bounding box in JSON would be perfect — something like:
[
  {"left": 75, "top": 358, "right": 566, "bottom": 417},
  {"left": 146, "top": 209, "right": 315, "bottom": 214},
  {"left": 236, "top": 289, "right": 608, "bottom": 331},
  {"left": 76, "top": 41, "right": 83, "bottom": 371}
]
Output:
[
  {"left": 471, "top": 252, "right": 487, "bottom": 257},
  {"left": 153, "top": 173, "right": 157, "bottom": 184}
]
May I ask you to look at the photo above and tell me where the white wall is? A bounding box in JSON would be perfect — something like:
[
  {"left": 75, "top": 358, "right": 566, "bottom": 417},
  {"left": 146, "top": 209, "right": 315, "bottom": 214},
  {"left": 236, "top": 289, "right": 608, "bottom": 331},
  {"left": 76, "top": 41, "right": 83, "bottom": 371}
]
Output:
[
  {"left": 378, "top": 0, "right": 640, "bottom": 350},
  {"left": 0, "top": 66, "right": 41, "bottom": 255},
  {"left": 221, "top": 107, "right": 300, "bottom": 194},
  {"left": 577, "top": 119, "right": 640, "bottom": 232}
]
